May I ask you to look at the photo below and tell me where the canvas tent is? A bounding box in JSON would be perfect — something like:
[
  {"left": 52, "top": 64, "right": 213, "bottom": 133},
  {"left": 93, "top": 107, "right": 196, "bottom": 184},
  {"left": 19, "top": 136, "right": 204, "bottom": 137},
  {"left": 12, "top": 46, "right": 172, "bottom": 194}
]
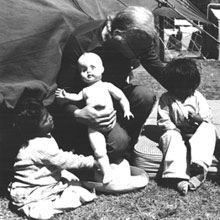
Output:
[
  {"left": 0, "top": 0, "right": 90, "bottom": 109},
  {"left": 0, "top": 0, "right": 212, "bottom": 110},
  {"left": 70, "top": 0, "right": 211, "bottom": 23}
]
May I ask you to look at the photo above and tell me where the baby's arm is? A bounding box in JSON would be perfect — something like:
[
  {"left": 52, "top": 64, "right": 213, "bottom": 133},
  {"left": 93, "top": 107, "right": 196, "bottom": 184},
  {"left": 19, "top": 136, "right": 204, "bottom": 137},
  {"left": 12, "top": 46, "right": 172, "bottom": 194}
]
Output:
[
  {"left": 106, "top": 83, "right": 134, "bottom": 119},
  {"left": 55, "top": 88, "right": 83, "bottom": 102}
]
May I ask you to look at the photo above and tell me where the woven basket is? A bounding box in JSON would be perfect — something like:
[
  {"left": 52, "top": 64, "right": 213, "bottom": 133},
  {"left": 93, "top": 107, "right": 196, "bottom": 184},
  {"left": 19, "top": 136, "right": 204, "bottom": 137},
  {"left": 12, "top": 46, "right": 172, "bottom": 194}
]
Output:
[
  {"left": 133, "top": 135, "right": 163, "bottom": 179},
  {"left": 133, "top": 135, "right": 219, "bottom": 178}
]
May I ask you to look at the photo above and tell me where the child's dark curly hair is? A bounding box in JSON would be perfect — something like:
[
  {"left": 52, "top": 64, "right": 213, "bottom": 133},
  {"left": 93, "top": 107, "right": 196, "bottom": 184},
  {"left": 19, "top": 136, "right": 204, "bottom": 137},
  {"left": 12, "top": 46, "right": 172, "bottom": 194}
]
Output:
[
  {"left": 14, "top": 98, "right": 44, "bottom": 140},
  {"left": 164, "top": 58, "right": 201, "bottom": 92}
]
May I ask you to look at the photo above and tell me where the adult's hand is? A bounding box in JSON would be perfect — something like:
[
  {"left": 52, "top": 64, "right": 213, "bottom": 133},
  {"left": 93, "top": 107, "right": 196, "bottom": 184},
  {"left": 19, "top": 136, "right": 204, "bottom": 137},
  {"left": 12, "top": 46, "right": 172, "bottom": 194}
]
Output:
[{"left": 74, "top": 104, "right": 116, "bottom": 132}]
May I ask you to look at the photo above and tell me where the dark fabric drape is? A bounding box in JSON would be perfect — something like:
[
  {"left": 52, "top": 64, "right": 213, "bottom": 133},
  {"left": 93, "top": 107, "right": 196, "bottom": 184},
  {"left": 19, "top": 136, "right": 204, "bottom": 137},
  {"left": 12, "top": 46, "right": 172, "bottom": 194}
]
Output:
[{"left": 0, "top": 0, "right": 90, "bottom": 108}]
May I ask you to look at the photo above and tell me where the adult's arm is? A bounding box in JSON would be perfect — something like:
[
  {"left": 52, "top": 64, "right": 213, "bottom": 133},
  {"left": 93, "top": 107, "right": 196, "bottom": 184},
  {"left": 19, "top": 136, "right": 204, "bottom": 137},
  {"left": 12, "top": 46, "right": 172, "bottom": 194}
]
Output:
[
  {"left": 55, "top": 34, "right": 83, "bottom": 116},
  {"left": 139, "top": 38, "right": 168, "bottom": 89}
]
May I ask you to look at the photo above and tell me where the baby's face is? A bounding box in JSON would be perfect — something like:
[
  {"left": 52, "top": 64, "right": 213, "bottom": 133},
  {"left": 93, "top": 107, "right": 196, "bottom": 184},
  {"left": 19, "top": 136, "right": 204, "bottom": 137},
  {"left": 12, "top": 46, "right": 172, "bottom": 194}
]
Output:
[{"left": 78, "top": 56, "right": 104, "bottom": 84}]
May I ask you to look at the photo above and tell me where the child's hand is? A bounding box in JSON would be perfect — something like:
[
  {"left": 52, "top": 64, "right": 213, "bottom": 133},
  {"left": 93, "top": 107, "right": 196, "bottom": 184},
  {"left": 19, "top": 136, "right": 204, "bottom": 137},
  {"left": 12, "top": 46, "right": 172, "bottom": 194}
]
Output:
[
  {"left": 124, "top": 111, "right": 134, "bottom": 120},
  {"left": 93, "top": 160, "right": 100, "bottom": 169},
  {"left": 188, "top": 112, "right": 203, "bottom": 127},
  {"left": 55, "top": 88, "right": 66, "bottom": 98}
]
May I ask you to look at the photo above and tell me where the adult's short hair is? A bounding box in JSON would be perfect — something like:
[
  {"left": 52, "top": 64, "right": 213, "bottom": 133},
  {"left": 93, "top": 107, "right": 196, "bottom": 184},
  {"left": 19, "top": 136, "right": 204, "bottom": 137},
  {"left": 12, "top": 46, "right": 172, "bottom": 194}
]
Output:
[{"left": 111, "top": 6, "right": 156, "bottom": 38}]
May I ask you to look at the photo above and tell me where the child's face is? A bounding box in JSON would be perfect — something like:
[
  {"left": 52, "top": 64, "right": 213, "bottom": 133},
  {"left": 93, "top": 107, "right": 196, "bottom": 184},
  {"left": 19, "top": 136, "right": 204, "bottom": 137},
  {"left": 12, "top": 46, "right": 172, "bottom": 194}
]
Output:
[
  {"left": 37, "top": 108, "right": 54, "bottom": 136},
  {"left": 78, "top": 57, "right": 104, "bottom": 84}
]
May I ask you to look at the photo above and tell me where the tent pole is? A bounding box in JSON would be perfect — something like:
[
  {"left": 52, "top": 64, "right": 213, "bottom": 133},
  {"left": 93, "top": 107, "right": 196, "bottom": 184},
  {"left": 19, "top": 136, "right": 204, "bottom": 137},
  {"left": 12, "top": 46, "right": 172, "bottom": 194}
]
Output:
[
  {"left": 155, "top": 0, "right": 220, "bottom": 44},
  {"left": 159, "top": 16, "right": 165, "bottom": 61}
]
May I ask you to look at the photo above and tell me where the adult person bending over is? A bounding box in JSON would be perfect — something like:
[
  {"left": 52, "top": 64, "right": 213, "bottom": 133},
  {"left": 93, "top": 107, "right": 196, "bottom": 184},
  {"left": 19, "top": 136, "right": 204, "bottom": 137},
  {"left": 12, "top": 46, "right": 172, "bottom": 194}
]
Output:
[{"left": 50, "top": 6, "right": 166, "bottom": 163}]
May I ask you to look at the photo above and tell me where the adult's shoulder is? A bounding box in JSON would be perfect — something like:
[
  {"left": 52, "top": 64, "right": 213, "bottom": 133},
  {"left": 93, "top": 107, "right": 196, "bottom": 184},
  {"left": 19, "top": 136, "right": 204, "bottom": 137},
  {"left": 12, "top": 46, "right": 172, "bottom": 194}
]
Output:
[{"left": 73, "top": 20, "right": 105, "bottom": 36}]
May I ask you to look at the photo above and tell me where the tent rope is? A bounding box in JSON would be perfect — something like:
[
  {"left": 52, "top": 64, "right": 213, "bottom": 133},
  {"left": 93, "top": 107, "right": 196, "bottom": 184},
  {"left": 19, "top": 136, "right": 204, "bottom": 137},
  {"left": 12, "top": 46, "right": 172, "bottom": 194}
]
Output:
[
  {"left": 155, "top": 0, "right": 220, "bottom": 44},
  {"left": 159, "top": 36, "right": 173, "bottom": 60},
  {"left": 115, "top": 0, "right": 128, "bottom": 7},
  {"left": 160, "top": 17, "right": 206, "bottom": 59}
]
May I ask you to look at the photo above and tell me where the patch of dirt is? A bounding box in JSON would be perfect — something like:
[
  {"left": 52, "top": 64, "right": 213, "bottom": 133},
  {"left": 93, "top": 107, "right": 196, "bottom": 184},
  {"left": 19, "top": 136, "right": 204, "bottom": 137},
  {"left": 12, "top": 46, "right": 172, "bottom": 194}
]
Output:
[
  {"left": 132, "top": 59, "right": 220, "bottom": 100},
  {"left": 198, "top": 60, "right": 220, "bottom": 100}
]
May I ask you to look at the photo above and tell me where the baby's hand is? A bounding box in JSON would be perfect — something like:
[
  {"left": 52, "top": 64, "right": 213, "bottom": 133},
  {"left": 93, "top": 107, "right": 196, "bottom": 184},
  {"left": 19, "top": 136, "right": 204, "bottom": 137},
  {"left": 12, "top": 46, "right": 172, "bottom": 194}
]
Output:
[
  {"left": 124, "top": 111, "right": 134, "bottom": 120},
  {"left": 55, "top": 88, "right": 66, "bottom": 98}
]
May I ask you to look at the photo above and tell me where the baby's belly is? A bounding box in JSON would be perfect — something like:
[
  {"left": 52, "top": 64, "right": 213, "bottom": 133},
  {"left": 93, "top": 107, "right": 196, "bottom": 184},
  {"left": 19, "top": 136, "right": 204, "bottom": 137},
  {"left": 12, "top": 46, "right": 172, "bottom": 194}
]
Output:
[{"left": 87, "top": 97, "right": 114, "bottom": 111}]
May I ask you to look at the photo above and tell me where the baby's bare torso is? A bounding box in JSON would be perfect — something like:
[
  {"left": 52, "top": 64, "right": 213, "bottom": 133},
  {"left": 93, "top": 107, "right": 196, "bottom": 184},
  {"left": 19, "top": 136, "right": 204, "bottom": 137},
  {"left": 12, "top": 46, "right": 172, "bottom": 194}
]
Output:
[{"left": 83, "top": 81, "right": 114, "bottom": 111}]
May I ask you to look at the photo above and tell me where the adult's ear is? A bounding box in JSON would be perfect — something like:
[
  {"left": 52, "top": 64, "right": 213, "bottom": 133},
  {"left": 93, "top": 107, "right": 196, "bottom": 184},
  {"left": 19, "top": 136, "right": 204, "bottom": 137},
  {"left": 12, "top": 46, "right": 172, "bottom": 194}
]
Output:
[
  {"left": 106, "top": 16, "right": 112, "bottom": 33},
  {"left": 112, "top": 29, "right": 125, "bottom": 41}
]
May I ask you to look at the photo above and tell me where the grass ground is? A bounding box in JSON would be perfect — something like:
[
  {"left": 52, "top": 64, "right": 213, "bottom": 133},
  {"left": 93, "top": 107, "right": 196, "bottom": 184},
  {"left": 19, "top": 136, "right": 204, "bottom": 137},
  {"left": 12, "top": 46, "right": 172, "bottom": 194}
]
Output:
[{"left": 1, "top": 59, "right": 220, "bottom": 220}]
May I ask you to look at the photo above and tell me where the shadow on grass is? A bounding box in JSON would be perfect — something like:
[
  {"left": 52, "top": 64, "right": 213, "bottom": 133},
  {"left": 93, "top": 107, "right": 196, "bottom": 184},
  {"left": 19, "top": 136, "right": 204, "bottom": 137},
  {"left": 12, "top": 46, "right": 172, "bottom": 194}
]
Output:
[{"left": 0, "top": 169, "right": 13, "bottom": 197}]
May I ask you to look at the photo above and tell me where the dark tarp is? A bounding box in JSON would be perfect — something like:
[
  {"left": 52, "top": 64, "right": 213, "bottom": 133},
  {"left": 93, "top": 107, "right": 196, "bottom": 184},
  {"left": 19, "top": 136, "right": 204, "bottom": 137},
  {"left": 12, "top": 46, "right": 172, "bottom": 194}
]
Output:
[
  {"left": 71, "top": 0, "right": 210, "bottom": 24},
  {"left": 0, "top": 0, "right": 92, "bottom": 184},
  {"left": 0, "top": 0, "right": 210, "bottom": 109},
  {"left": 0, "top": 0, "right": 90, "bottom": 108}
]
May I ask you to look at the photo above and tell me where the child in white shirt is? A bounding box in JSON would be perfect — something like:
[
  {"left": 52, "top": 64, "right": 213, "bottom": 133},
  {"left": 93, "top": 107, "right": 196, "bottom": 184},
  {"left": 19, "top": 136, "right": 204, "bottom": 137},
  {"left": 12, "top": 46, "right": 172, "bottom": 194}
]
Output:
[
  {"left": 8, "top": 98, "right": 96, "bottom": 220},
  {"left": 157, "top": 58, "right": 216, "bottom": 195}
]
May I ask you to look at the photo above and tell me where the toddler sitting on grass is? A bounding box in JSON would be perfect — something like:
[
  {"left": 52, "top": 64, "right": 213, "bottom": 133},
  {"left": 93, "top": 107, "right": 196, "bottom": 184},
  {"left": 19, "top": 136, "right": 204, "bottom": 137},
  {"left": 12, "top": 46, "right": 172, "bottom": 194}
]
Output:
[
  {"left": 157, "top": 58, "right": 216, "bottom": 195},
  {"left": 8, "top": 98, "right": 96, "bottom": 220}
]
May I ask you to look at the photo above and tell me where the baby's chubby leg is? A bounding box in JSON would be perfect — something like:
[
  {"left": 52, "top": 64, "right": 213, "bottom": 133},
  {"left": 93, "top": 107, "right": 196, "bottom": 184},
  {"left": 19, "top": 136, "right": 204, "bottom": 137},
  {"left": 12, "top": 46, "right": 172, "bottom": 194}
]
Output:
[
  {"left": 97, "top": 155, "right": 113, "bottom": 184},
  {"left": 88, "top": 128, "right": 113, "bottom": 184}
]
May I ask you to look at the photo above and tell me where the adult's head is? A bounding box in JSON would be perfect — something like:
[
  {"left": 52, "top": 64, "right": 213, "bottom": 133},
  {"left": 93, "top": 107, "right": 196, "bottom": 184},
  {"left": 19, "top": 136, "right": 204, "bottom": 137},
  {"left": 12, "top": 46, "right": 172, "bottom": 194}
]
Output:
[
  {"left": 111, "top": 6, "right": 156, "bottom": 38},
  {"left": 104, "top": 6, "right": 157, "bottom": 58}
]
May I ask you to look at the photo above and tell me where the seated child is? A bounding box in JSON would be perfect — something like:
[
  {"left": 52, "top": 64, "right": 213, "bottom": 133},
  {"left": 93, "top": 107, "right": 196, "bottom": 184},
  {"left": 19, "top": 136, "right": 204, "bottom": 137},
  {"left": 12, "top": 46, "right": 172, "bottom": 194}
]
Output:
[
  {"left": 157, "top": 58, "right": 216, "bottom": 195},
  {"left": 56, "top": 52, "right": 133, "bottom": 184},
  {"left": 8, "top": 98, "right": 96, "bottom": 220}
]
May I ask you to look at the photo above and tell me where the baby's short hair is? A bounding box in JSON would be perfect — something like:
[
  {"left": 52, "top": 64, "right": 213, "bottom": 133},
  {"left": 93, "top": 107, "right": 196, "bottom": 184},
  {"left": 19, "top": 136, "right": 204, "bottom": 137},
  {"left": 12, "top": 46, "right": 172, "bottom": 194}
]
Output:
[{"left": 15, "top": 98, "right": 44, "bottom": 139}]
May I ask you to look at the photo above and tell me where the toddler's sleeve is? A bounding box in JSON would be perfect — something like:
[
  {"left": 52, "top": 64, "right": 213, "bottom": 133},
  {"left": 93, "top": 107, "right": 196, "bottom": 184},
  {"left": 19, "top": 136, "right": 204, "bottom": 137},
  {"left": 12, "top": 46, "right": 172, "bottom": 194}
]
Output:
[{"left": 157, "top": 94, "right": 177, "bottom": 131}]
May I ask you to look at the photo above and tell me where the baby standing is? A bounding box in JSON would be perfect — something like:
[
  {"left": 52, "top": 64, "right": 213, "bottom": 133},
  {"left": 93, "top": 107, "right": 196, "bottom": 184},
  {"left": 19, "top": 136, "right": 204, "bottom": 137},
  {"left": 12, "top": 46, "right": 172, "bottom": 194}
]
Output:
[{"left": 56, "top": 52, "right": 133, "bottom": 184}]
